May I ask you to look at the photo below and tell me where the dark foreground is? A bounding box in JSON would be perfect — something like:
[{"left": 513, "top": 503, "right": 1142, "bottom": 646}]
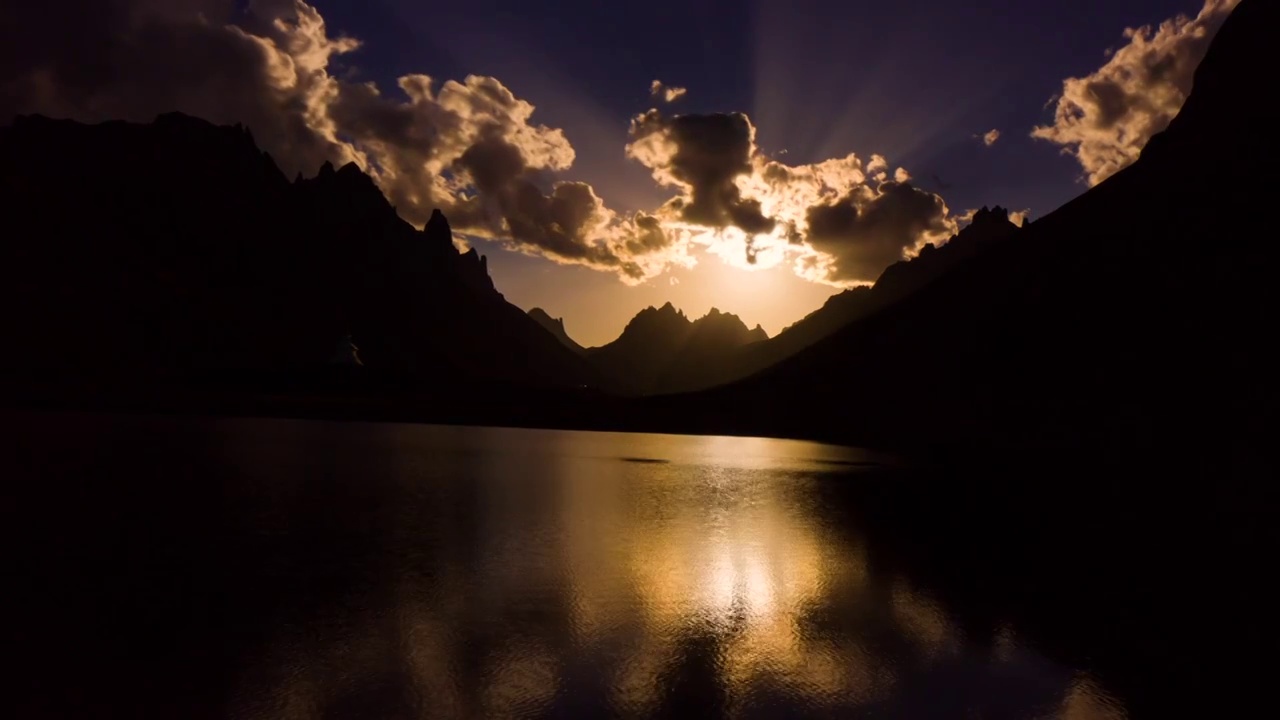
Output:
[{"left": 4, "top": 411, "right": 1274, "bottom": 719}]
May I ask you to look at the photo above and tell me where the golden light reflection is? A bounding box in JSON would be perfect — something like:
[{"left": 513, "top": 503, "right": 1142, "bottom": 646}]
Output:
[
  {"left": 222, "top": 428, "right": 1130, "bottom": 719},
  {"left": 482, "top": 641, "right": 560, "bottom": 720},
  {"left": 891, "top": 580, "right": 961, "bottom": 660},
  {"left": 1053, "top": 674, "right": 1130, "bottom": 720},
  {"left": 558, "top": 454, "right": 898, "bottom": 708}
]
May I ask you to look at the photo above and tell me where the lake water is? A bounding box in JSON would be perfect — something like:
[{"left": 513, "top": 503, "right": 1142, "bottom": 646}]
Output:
[{"left": 3, "top": 412, "right": 1139, "bottom": 718}]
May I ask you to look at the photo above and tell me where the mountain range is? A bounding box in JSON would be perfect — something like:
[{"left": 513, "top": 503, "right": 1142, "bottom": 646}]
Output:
[
  {"left": 0, "top": 113, "right": 595, "bottom": 398},
  {"left": 0, "top": 0, "right": 1273, "bottom": 466},
  {"left": 576, "top": 303, "right": 767, "bottom": 396},
  {"left": 642, "top": 0, "right": 1277, "bottom": 462},
  {"left": 529, "top": 205, "right": 1024, "bottom": 395}
]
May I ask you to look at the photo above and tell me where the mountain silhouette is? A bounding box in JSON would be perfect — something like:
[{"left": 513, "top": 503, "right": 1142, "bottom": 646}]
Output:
[
  {"left": 568, "top": 209, "right": 1024, "bottom": 398},
  {"left": 586, "top": 303, "right": 766, "bottom": 395},
  {"left": 0, "top": 0, "right": 1271, "bottom": 460},
  {"left": 0, "top": 112, "right": 595, "bottom": 396},
  {"left": 651, "top": 0, "right": 1276, "bottom": 461},
  {"left": 724, "top": 206, "right": 1027, "bottom": 387},
  {"left": 528, "top": 308, "right": 585, "bottom": 354}
]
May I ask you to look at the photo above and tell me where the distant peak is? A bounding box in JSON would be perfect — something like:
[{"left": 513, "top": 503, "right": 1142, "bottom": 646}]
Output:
[
  {"left": 528, "top": 307, "right": 584, "bottom": 352},
  {"left": 659, "top": 301, "right": 677, "bottom": 312},
  {"left": 529, "top": 307, "right": 566, "bottom": 327},
  {"left": 318, "top": 160, "right": 336, "bottom": 177}
]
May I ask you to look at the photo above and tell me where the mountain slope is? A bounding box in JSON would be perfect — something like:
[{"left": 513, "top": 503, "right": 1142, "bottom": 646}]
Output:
[
  {"left": 656, "top": 0, "right": 1276, "bottom": 458},
  {"left": 528, "top": 308, "right": 585, "bottom": 354},
  {"left": 728, "top": 206, "right": 1026, "bottom": 384},
  {"left": 0, "top": 112, "right": 595, "bottom": 392}
]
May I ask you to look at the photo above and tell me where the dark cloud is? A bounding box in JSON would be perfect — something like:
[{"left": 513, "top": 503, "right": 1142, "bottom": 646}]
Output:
[
  {"left": 627, "top": 107, "right": 960, "bottom": 284},
  {"left": 628, "top": 110, "right": 776, "bottom": 235},
  {"left": 0, "top": 0, "right": 355, "bottom": 177},
  {"left": 625, "top": 214, "right": 672, "bottom": 255},
  {"left": 448, "top": 134, "right": 675, "bottom": 278},
  {"left": 805, "top": 181, "right": 954, "bottom": 284}
]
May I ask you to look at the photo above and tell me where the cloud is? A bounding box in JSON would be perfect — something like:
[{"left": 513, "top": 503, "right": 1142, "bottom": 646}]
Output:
[
  {"left": 0, "top": 0, "right": 360, "bottom": 176},
  {"left": 0, "top": 0, "right": 690, "bottom": 282},
  {"left": 649, "top": 80, "right": 687, "bottom": 103},
  {"left": 627, "top": 111, "right": 775, "bottom": 235},
  {"left": 628, "top": 109, "right": 957, "bottom": 284},
  {"left": 1032, "top": 0, "right": 1240, "bottom": 185},
  {"left": 803, "top": 181, "right": 955, "bottom": 283},
  {"left": 981, "top": 129, "right": 1001, "bottom": 147},
  {"left": 0, "top": 0, "right": 959, "bottom": 288}
]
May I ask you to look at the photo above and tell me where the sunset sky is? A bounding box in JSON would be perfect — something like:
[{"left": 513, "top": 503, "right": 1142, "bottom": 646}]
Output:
[{"left": 0, "top": 0, "right": 1236, "bottom": 345}]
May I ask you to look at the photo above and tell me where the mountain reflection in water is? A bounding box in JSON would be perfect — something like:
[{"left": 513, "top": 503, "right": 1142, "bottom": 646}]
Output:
[{"left": 6, "top": 414, "right": 1130, "bottom": 719}]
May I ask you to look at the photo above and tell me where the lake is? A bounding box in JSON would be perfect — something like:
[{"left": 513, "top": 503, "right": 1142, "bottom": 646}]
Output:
[{"left": 8, "top": 410, "right": 1246, "bottom": 718}]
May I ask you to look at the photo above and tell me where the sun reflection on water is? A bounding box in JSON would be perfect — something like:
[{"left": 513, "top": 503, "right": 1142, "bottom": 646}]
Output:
[
  {"left": 219, "top": 426, "right": 1126, "bottom": 719},
  {"left": 576, "top": 458, "right": 907, "bottom": 711}
]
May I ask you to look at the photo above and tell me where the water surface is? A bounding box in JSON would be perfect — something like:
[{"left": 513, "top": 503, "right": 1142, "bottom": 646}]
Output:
[{"left": 5, "top": 413, "right": 1129, "bottom": 718}]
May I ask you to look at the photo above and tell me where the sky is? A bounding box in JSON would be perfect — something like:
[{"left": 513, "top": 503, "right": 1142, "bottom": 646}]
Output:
[{"left": 0, "top": 0, "right": 1238, "bottom": 346}]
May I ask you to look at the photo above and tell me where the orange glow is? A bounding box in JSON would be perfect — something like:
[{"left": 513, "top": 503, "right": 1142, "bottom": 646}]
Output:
[{"left": 489, "top": 245, "right": 838, "bottom": 347}]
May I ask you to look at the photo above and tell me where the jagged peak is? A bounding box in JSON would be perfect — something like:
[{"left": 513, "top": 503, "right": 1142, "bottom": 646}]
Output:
[
  {"left": 695, "top": 307, "right": 748, "bottom": 325},
  {"left": 529, "top": 308, "right": 565, "bottom": 327},
  {"left": 972, "top": 205, "right": 1010, "bottom": 224},
  {"left": 318, "top": 160, "right": 336, "bottom": 177},
  {"left": 424, "top": 208, "right": 453, "bottom": 242},
  {"left": 640, "top": 301, "right": 687, "bottom": 320},
  {"left": 460, "top": 246, "right": 488, "bottom": 267},
  {"left": 627, "top": 303, "right": 691, "bottom": 330}
]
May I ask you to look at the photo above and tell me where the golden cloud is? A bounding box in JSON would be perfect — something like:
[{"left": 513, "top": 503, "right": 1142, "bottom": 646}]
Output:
[
  {"left": 650, "top": 80, "right": 687, "bottom": 103},
  {"left": 1032, "top": 0, "right": 1240, "bottom": 185},
  {"left": 1, "top": 0, "right": 962, "bottom": 288},
  {"left": 627, "top": 110, "right": 957, "bottom": 285}
]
